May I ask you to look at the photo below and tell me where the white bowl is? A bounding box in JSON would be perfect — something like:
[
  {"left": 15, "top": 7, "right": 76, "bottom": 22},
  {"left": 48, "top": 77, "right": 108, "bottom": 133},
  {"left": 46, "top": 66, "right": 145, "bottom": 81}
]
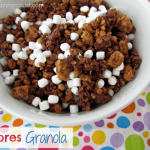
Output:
[{"left": 0, "top": 0, "right": 150, "bottom": 126}]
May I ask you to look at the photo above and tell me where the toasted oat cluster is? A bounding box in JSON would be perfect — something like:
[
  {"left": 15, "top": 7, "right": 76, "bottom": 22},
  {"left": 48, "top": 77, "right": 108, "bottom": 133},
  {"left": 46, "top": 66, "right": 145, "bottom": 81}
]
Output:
[{"left": 0, "top": 0, "right": 142, "bottom": 114}]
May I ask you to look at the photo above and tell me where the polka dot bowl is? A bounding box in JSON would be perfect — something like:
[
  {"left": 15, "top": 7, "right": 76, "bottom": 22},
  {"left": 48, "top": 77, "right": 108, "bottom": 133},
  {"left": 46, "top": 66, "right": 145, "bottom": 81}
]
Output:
[{"left": 0, "top": 0, "right": 150, "bottom": 126}]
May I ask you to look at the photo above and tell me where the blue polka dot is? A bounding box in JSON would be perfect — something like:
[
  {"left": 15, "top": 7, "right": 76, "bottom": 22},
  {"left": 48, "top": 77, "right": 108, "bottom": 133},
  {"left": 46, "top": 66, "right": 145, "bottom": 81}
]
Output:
[
  {"left": 149, "top": 84, "right": 150, "bottom": 87},
  {"left": 0, "top": 146, "right": 10, "bottom": 150},
  {"left": 117, "top": 116, "right": 130, "bottom": 128},
  {"left": 83, "top": 124, "right": 92, "bottom": 132},
  {"left": 49, "top": 126, "right": 60, "bottom": 132},
  {"left": 25, "top": 123, "right": 32, "bottom": 127},
  {"left": 100, "top": 147, "right": 115, "bottom": 150},
  {"left": 17, "top": 149, "right": 26, "bottom": 150}
]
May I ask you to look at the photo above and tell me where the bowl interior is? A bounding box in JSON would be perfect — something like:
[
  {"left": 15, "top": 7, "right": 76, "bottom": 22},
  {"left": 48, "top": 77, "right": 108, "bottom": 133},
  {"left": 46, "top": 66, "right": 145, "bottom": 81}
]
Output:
[{"left": 0, "top": 0, "right": 150, "bottom": 126}]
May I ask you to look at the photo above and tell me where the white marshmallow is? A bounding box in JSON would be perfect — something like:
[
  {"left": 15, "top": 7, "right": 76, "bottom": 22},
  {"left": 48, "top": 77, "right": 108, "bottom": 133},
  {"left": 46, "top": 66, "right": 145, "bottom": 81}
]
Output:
[
  {"left": 74, "top": 15, "right": 86, "bottom": 23},
  {"left": 98, "top": 79, "right": 105, "bottom": 88},
  {"left": 39, "top": 24, "right": 47, "bottom": 32},
  {"left": 34, "top": 59, "right": 41, "bottom": 67},
  {"left": 29, "top": 42, "right": 36, "bottom": 50},
  {"left": 12, "top": 44, "right": 21, "bottom": 52},
  {"left": 0, "top": 24, "right": 3, "bottom": 31},
  {"left": 90, "top": 6, "right": 97, "bottom": 12},
  {"left": 128, "top": 34, "right": 134, "bottom": 40},
  {"left": 66, "top": 12, "right": 73, "bottom": 20},
  {"left": 33, "top": 49, "right": 42, "bottom": 58},
  {"left": 108, "top": 76, "right": 117, "bottom": 85},
  {"left": 69, "top": 72, "right": 75, "bottom": 79},
  {"left": 43, "top": 50, "right": 52, "bottom": 58},
  {"left": 60, "top": 43, "right": 70, "bottom": 51},
  {"left": 14, "top": 8, "right": 22, "bottom": 15},
  {"left": 96, "top": 51, "right": 105, "bottom": 60},
  {"left": 73, "top": 78, "right": 81, "bottom": 87},
  {"left": 67, "top": 20, "right": 75, "bottom": 25},
  {"left": 128, "top": 43, "right": 133, "bottom": 50},
  {"left": 39, "top": 101, "right": 50, "bottom": 110},
  {"left": 71, "top": 87, "right": 79, "bottom": 95},
  {"left": 12, "top": 25, "right": 17, "bottom": 30},
  {"left": 112, "top": 69, "right": 120, "bottom": 76},
  {"left": 22, "top": 46, "right": 29, "bottom": 53},
  {"left": 78, "top": 21, "right": 85, "bottom": 29},
  {"left": 4, "top": 76, "right": 15, "bottom": 85},
  {"left": 6, "top": 34, "right": 15, "bottom": 43},
  {"left": 53, "top": 15, "right": 62, "bottom": 24},
  {"left": 70, "top": 105, "right": 79, "bottom": 114},
  {"left": 53, "top": 67, "right": 56, "bottom": 73},
  {"left": 62, "top": 103, "right": 69, "bottom": 109},
  {"left": 36, "top": 42, "right": 44, "bottom": 50},
  {"left": 41, "top": 26, "right": 51, "bottom": 35},
  {"left": 13, "top": 69, "right": 19, "bottom": 78},
  {"left": 30, "top": 22, "right": 33, "bottom": 26},
  {"left": 67, "top": 80, "right": 73, "bottom": 88},
  {"left": 88, "top": 11, "right": 95, "bottom": 18},
  {"left": 20, "top": 12, "right": 26, "bottom": 19},
  {"left": 102, "top": 69, "right": 112, "bottom": 79},
  {"left": 108, "top": 89, "right": 114, "bottom": 96},
  {"left": 37, "top": 53, "right": 46, "bottom": 63},
  {"left": 93, "top": 11, "right": 102, "bottom": 20},
  {"left": 12, "top": 52, "right": 19, "bottom": 61},
  {"left": 30, "top": 54, "right": 35, "bottom": 60},
  {"left": 18, "top": 51, "right": 28, "bottom": 60},
  {"left": 64, "top": 50, "right": 71, "bottom": 58},
  {"left": 77, "top": 53, "right": 82, "bottom": 59},
  {"left": 38, "top": 78, "right": 49, "bottom": 88},
  {"left": 0, "top": 57, "right": 7, "bottom": 66},
  {"left": 35, "top": 21, "right": 43, "bottom": 25},
  {"left": 45, "top": 18, "right": 53, "bottom": 28},
  {"left": 80, "top": 6, "right": 89, "bottom": 12},
  {"left": 32, "top": 97, "right": 41, "bottom": 107},
  {"left": 58, "top": 53, "right": 65, "bottom": 59},
  {"left": 101, "top": 8, "right": 107, "bottom": 16},
  {"left": 98, "top": 5, "right": 106, "bottom": 11},
  {"left": 84, "top": 50, "right": 93, "bottom": 58},
  {"left": 52, "top": 75, "right": 62, "bottom": 84},
  {"left": 61, "top": 18, "right": 66, "bottom": 24},
  {"left": 6, "top": 25, "right": 11, "bottom": 29},
  {"left": 48, "top": 95, "right": 59, "bottom": 104},
  {"left": 115, "top": 62, "right": 124, "bottom": 71},
  {"left": 86, "top": 17, "right": 93, "bottom": 23},
  {"left": 2, "top": 71, "right": 11, "bottom": 78},
  {"left": 42, "top": 21, "right": 46, "bottom": 25},
  {"left": 15, "top": 17, "right": 22, "bottom": 24}
]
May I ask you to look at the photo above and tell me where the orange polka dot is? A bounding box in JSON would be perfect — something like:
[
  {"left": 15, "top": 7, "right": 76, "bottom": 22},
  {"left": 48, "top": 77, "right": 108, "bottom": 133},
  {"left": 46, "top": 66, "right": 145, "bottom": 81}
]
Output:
[
  {"left": 13, "top": 119, "right": 23, "bottom": 127},
  {"left": 122, "top": 102, "right": 136, "bottom": 114},
  {"left": 147, "top": 139, "right": 150, "bottom": 146},
  {"left": 107, "top": 123, "right": 114, "bottom": 128}
]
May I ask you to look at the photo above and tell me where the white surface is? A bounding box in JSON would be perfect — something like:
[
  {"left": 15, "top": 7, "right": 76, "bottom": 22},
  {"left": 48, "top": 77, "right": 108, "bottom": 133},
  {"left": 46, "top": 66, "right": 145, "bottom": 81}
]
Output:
[{"left": 0, "top": 0, "right": 150, "bottom": 126}]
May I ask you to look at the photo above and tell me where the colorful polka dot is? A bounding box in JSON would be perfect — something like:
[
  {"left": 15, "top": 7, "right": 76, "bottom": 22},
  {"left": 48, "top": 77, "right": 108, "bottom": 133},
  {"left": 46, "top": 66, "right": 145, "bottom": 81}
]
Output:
[
  {"left": 78, "top": 132, "right": 83, "bottom": 137},
  {"left": 147, "top": 138, "right": 150, "bottom": 146},
  {"left": 117, "top": 116, "right": 130, "bottom": 128},
  {"left": 17, "top": 149, "right": 26, "bottom": 150},
  {"left": 107, "top": 113, "right": 117, "bottom": 119},
  {"left": 100, "top": 147, "right": 115, "bottom": 150},
  {"left": 137, "top": 99, "right": 145, "bottom": 107},
  {"left": 82, "top": 146, "right": 94, "bottom": 150},
  {"left": 63, "top": 125, "right": 81, "bottom": 133},
  {"left": 49, "top": 126, "right": 60, "bottom": 132},
  {"left": 84, "top": 136, "right": 90, "bottom": 143},
  {"left": 2, "top": 114, "right": 12, "bottom": 122},
  {"left": 137, "top": 112, "right": 141, "bottom": 116},
  {"left": 0, "top": 125, "right": 9, "bottom": 133},
  {"left": 35, "top": 123, "right": 46, "bottom": 128},
  {"left": 62, "top": 140, "right": 69, "bottom": 148},
  {"left": 107, "top": 123, "right": 114, "bottom": 128},
  {"left": 141, "top": 92, "right": 146, "bottom": 96},
  {"left": 83, "top": 124, "right": 92, "bottom": 132},
  {"left": 125, "top": 134, "right": 145, "bottom": 150},
  {"left": 122, "top": 102, "right": 136, "bottom": 114},
  {"left": 13, "top": 118, "right": 23, "bottom": 127},
  {"left": 92, "top": 130, "right": 106, "bottom": 145},
  {"left": 0, "top": 111, "right": 3, "bottom": 115},
  {"left": 0, "top": 146, "right": 10, "bottom": 150},
  {"left": 143, "top": 131, "right": 149, "bottom": 138},
  {"left": 94, "top": 120, "right": 104, "bottom": 127},
  {"left": 25, "top": 123, "right": 32, "bottom": 127},
  {"left": 71, "top": 136, "right": 79, "bottom": 147},
  {"left": 144, "top": 112, "right": 150, "bottom": 130},
  {"left": 133, "top": 121, "right": 144, "bottom": 132},
  {"left": 146, "top": 92, "right": 150, "bottom": 104}
]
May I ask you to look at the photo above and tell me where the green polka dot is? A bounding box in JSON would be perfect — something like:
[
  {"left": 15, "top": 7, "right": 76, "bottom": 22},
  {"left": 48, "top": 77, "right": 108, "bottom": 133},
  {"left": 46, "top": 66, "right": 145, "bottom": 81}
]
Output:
[
  {"left": 146, "top": 92, "right": 150, "bottom": 105},
  {"left": 0, "top": 107, "right": 2, "bottom": 109},
  {"left": 35, "top": 123, "right": 46, "bottom": 128},
  {"left": 70, "top": 136, "right": 79, "bottom": 147},
  {"left": 125, "top": 134, "right": 145, "bottom": 150}
]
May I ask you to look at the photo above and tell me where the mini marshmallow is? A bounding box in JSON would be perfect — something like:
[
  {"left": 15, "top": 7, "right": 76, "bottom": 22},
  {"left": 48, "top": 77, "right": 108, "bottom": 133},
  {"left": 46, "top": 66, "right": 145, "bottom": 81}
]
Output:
[
  {"left": 77, "top": 53, "right": 82, "bottom": 59},
  {"left": 12, "top": 52, "right": 19, "bottom": 61},
  {"left": 70, "top": 105, "right": 79, "bottom": 114},
  {"left": 29, "top": 42, "right": 36, "bottom": 50},
  {"left": 14, "top": 8, "right": 22, "bottom": 15},
  {"left": 12, "top": 44, "right": 21, "bottom": 52},
  {"left": 88, "top": 11, "right": 95, "bottom": 18},
  {"left": 30, "top": 54, "right": 36, "bottom": 60},
  {"left": 15, "top": 17, "right": 22, "bottom": 24},
  {"left": 112, "top": 69, "right": 120, "bottom": 76},
  {"left": 35, "top": 21, "right": 43, "bottom": 25},
  {"left": 45, "top": 18, "right": 53, "bottom": 28},
  {"left": 53, "top": 15, "right": 62, "bottom": 24},
  {"left": 58, "top": 53, "right": 65, "bottom": 59},
  {"left": 6, "top": 25, "right": 11, "bottom": 29},
  {"left": 36, "top": 42, "right": 44, "bottom": 50},
  {"left": 98, "top": 79, "right": 105, "bottom": 88},
  {"left": 74, "top": 15, "right": 86, "bottom": 23},
  {"left": 127, "top": 34, "right": 134, "bottom": 40},
  {"left": 115, "top": 62, "right": 124, "bottom": 71},
  {"left": 13, "top": 69, "right": 19, "bottom": 78},
  {"left": 60, "top": 43, "right": 70, "bottom": 51},
  {"left": 64, "top": 51, "right": 71, "bottom": 58},
  {"left": 22, "top": 46, "right": 29, "bottom": 53},
  {"left": 78, "top": 21, "right": 85, "bottom": 29},
  {"left": 0, "top": 57, "right": 8, "bottom": 66},
  {"left": 4, "top": 76, "right": 15, "bottom": 85},
  {"left": 0, "top": 24, "right": 3, "bottom": 31},
  {"left": 38, "top": 78, "right": 49, "bottom": 88},
  {"left": 33, "top": 49, "right": 42, "bottom": 58},
  {"left": 41, "top": 26, "right": 51, "bottom": 35},
  {"left": 67, "top": 20, "right": 75, "bottom": 25},
  {"left": 66, "top": 12, "right": 73, "bottom": 20},
  {"left": 20, "top": 12, "right": 26, "bottom": 19},
  {"left": 101, "top": 8, "right": 107, "bottom": 16},
  {"left": 30, "top": 22, "right": 33, "bottom": 26},
  {"left": 96, "top": 51, "right": 105, "bottom": 60},
  {"left": 12, "top": 25, "right": 17, "bottom": 30},
  {"left": 69, "top": 72, "right": 75, "bottom": 79},
  {"left": 102, "top": 69, "right": 112, "bottom": 79},
  {"left": 61, "top": 18, "right": 67, "bottom": 24},
  {"left": 98, "top": 5, "right": 106, "bottom": 11},
  {"left": 80, "top": 6, "right": 89, "bottom": 12},
  {"left": 48, "top": 95, "right": 59, "bottom": 104},
  {"left": 18, "top": 51, "right": 28, "bottom": 60},
  {"left": 73, "top": 78, "right": 81, "bottom": 87},
  {"left": 128, "top": 43, "right": 133, "bottom": 50},
  {"left": 71, "top": 87, "right": 79, "bottom": 95},
  {"left": 108, "top": 89, "right": 114, "bottom": 96},
  {"left": 34, "top": 59, "right": 41, "bottom": 67},
  {"left": 2, "top": 71, "right": 11, "bottom": 78},
  {"left": 108, "top": 76, "right": 117, "bottom": 85},
  {"left": 37, "top": 53, "right": 46, "bottom": 63},
  {"left": 32, "top": 97, "right": 41, "bottom": 107},
  {"left": 86, "top": 17, "right": 93, "bottom": 23},
  {"left": 53, "top": 67, "right": 56, "bottom": 73},
  {"left": 67, "top": 80, "right": 73, "bottom": 88},
  {"left": 90, "top": 6, "right": 97, "bottom": 12},
  {"left": 62, "top": 103, "right": 69, "bottom": 109},
  {"left": 39, "top": 24, "right": 47, "bottom": 32},
  {"left": 52, "top": 75, "right": 62, "bottom": 84},
  {"left": 39, "top": 101, "right": 50, "bottom": 110},
  {"left": 93, "top": 11, "right": 102, "bottom": 20},
  {"left": 6, "top": 34, "right": 14, "bottom": 43},
  {"left": 43, "top": 50, "right": 52, "bottom": 58},
  {"left": 84, "top": 50, "right": 93, "bottom": 58}
]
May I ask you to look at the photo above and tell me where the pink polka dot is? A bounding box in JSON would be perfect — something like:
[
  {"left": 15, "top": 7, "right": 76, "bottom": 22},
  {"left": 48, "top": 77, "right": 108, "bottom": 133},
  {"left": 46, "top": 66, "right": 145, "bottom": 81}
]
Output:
[
  {"left": 84, "top": 136, "right": 90, "bottom": 143},
  {"left": 107, "top": 113, "right": 117, "bottom": 119},
  {"left": 82, "top": 146, "right": 94, "bottom": 150},
  {"left": 78, "top": 132, "right": 83, "bottom": 137},
  {"left": 137, "top": 112, "right": 141, "bottom": 116}
]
